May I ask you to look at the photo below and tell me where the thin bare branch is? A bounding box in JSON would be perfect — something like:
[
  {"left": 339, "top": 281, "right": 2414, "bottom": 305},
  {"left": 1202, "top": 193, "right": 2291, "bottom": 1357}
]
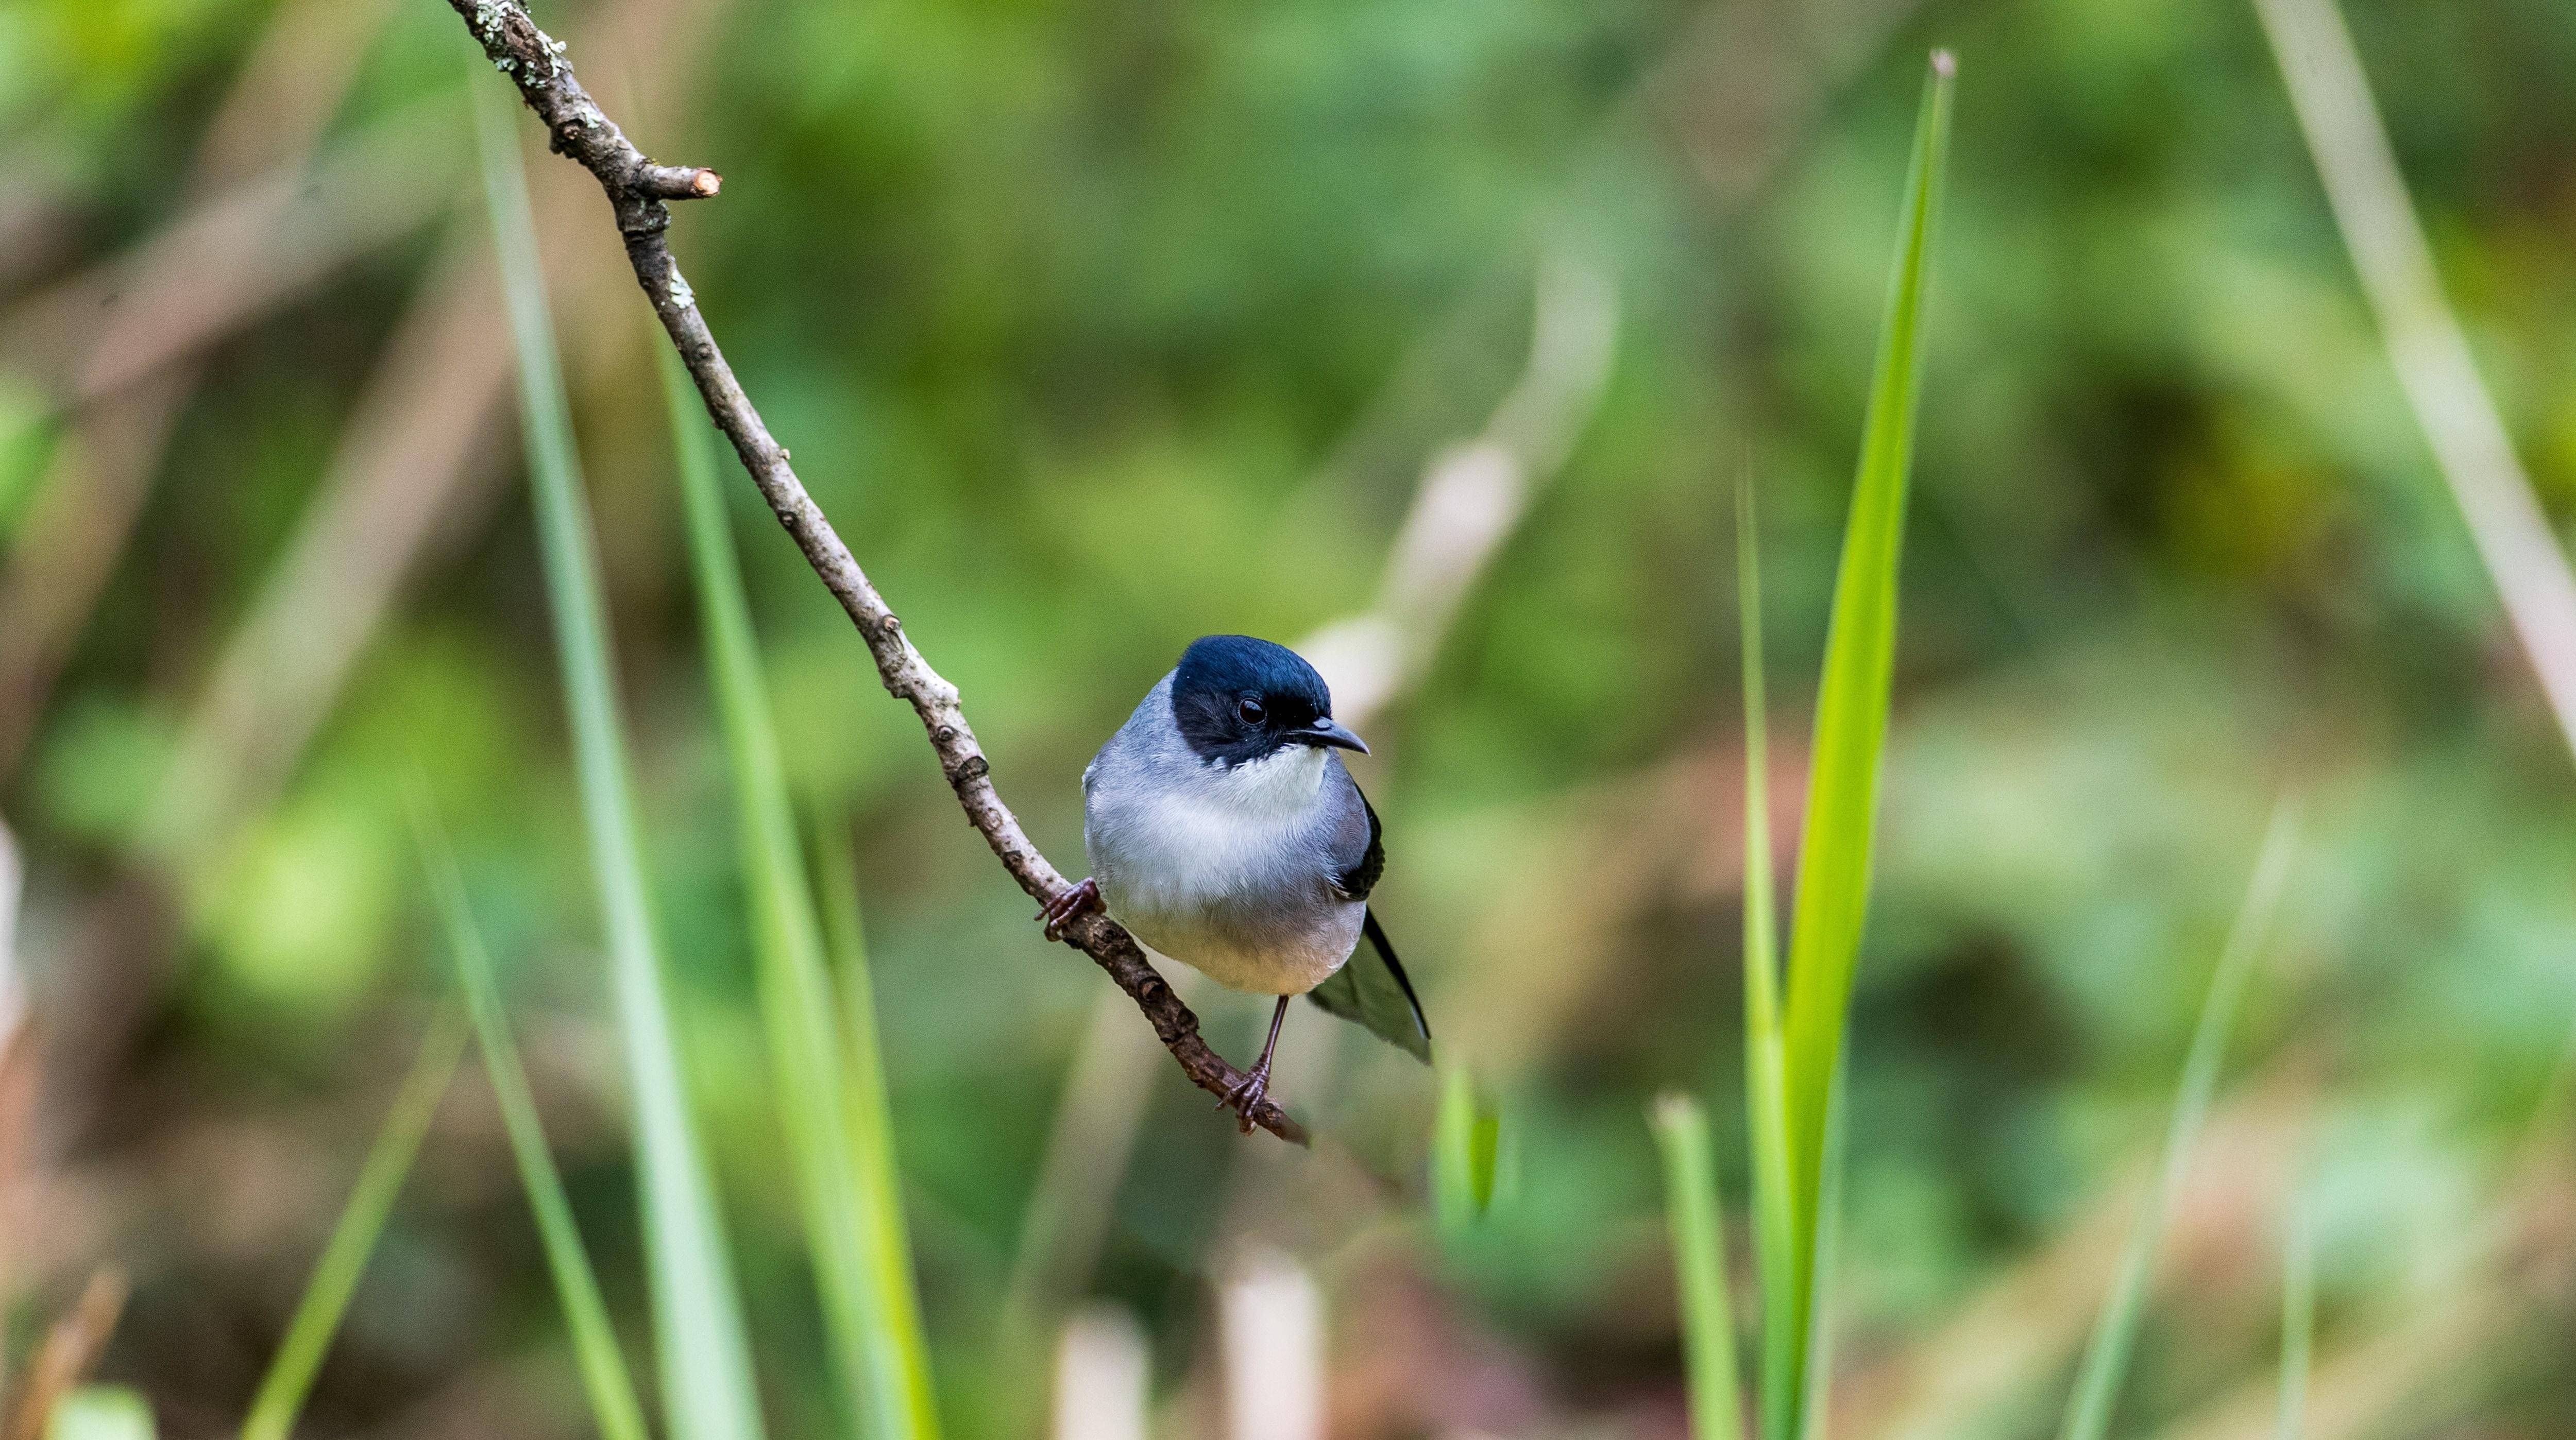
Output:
[{"left": 444, "top": 0, "right": 1304, "bottom": 1141}]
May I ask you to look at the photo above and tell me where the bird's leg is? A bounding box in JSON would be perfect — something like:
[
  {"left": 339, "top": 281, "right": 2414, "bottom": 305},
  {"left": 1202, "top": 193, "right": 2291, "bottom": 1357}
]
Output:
[
  {"left": 1037, "top": 877, "right": 1101, "bottom": 941},
  {"left": 1218, "top": 997, "right": 1293, "bottom": 1134}
]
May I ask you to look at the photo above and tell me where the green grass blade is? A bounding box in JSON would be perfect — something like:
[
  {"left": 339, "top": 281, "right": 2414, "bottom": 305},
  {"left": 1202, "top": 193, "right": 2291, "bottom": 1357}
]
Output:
[
  {"left": 1737, "top": 481, "right": 1798, "bottom": 1440},
  {"left": 1739, "top": 479, "right": 1780, "bottom": 1054},
  {"left": 473, "top": 78, "right": 767, "bottom": 1440},
  {"left": 1749, "top": 1033, "right": 1795, "bottom": 1440},
  {"left": 241, "top": 1007, "right": 465, "bottom": 1440},
  {"left": 1651, "top": 1094, "right": 1748, "bottom": 1440},
  {"left": 415, "top": 811, "right": 652, "bottom": 1440},
  {"left": 2057, "top": 804, "right": 2301, "bottom": 1440},
  {"left": 1774, "top": 52, "right": 1954, "bottom": 1414},
  {"left": 1793, "top": 1072, "right": 1846, "bottom": 1440},
  {"left": 808, "top": 817, "right": 942, "bottom": 1436},
  {"left": 2277, "top": 1201, "right": 2312, "bottom": 1440},
  {"left": 1433, "top": 1064, "right": 1476, "bottom": 1233},
  {"left": 1434, "top": 1065, "right": 1509, "bottom": 1234},
  {"left": 50, "top": 1387, "right": 155, "bottom": 1440},
  {"left": 665, "top": 347, "right": 939, "bottom": 1440}
]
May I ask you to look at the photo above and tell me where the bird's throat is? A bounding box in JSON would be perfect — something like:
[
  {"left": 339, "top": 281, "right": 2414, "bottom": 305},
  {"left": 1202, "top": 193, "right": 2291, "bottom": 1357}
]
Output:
[{"left": 1209, "top": 744, "right": 1329, "bottom": 820}]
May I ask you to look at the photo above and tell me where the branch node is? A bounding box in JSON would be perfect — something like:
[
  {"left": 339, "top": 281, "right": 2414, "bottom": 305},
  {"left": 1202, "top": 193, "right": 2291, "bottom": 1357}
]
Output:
[{"left": 636, "top": 163, "right": 722, "bottom": 200}]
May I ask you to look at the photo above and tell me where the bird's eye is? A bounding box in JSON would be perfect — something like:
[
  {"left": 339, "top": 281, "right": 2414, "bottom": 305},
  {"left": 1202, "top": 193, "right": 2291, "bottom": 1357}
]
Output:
[{"left": 1237, "top": 697, "right": 1266, "bottom": 725}]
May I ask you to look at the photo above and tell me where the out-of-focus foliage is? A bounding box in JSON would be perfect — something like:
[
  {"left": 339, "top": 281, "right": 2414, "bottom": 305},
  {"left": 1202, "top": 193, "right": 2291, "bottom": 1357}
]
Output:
[
  {"left": 4, "top": 0, "right": 2575, "bottom": 1435},
  {"left": 427, "top": 817, "right": 652, "bottom": 1440},
  {"left": 2057, "top": 808, "right": 2295, "bottom": 1440},
  {"left": 238, "top": 1008, "right": 465, "bottom": 1440}
]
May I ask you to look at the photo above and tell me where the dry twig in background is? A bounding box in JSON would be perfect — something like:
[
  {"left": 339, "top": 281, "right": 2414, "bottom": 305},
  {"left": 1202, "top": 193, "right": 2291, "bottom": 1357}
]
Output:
[
  {"left": 151, "top": 0, "right": 725, "bottom": 861},
  {"left": 442, "top": 0, "right": 1303, "bottom": 1142},
  {"left": 22, "top": 0, "right": 721, "bottom": 1154},
  {"left": 0, "top": 819, "right": 19, "bottom": 1041},
  {"left": 1003, "top": 254, "right": 1618, "bottom": 1323},
  {"left": 2156, "top": 1144, "right": 2576, "bottom": 1440},
  {"left": 0, "top": 0, "right": 409, "bottom": 777},
  {"left": 1003, "top": 0, "right": 1916, "bottom": 1302},
  {"left": 0, "top": 1270, "right": 128, "bottom": 1440},
  {"left": 2250, "top": 0, "right": 2576, "bottom": 763},
  {"left": 0, "top": 374, "right": 193, "bottom": 778}
]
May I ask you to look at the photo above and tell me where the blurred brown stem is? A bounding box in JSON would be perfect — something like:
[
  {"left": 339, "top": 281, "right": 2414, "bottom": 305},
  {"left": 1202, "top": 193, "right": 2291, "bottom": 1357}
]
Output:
[
  {"left": 0, "top": 1270, "right": 127, "bottom": 1440},
  {"left": 0, "top": 376, "right": 193, "bottom": 780},
  {"left": 0, "top": 813, "right": 23, "bottom": 1313},
  {"left": 444, "top": 0, "right": 1306, "bottom": 1143}
]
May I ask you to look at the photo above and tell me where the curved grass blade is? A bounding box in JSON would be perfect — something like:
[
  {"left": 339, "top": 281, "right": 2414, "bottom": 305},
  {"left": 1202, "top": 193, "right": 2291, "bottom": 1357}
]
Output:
[
  {"left": 809, "top": 817, "right": 941, "bottom": 1437},
  {"left": 1773, "top": 53, "right": 1954, "bottom": 1417},
  {"left": 2057, "top": 804, "right": 2301, "bottom": 1440},
  {"left": 240, "top": 1008, "right": 465, "bottom": 1440},
  {"left": 1651, "top": 1094, "right": 1748, "bottom": 1440},
  {"left": 473, "top": 77, "right": 767, "bottom": 1440},
  {"left": 1736, "top": 482, "right": 1798, "bottom": 1440},
  {"left": 666, "top": 348, "right": 940, "bottom": 1440},
  {"left": 414, "top": 810, "right": 651, "bottom": 1440}
]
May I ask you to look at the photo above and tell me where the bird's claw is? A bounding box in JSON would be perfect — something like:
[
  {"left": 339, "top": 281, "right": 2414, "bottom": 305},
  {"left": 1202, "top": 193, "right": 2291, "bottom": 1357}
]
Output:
[
  {"left": 1216, "top": 1064, "right": 1273, "bottom": 1135},
  {"left": 1038, "top": 878, "right": 1101, "bottom": 941}
]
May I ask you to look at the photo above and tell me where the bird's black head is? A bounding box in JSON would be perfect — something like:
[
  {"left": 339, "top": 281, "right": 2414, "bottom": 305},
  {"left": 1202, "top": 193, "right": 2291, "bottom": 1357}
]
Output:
[{"left": 1170, "top": 635, "right": 1368, "bottom": 767}]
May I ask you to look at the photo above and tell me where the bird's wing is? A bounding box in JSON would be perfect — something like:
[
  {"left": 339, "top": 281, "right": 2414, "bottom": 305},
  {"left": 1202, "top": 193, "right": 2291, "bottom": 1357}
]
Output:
[
  {"left": 1308, "top": 911, "right": 1431, "bottom": 1062},
  {"left": 1310, "top": 773, "right": 1429, "bottom": 1062},
  {"left": 1327, "top": 776, "right": 1384, "bottom": 901}
]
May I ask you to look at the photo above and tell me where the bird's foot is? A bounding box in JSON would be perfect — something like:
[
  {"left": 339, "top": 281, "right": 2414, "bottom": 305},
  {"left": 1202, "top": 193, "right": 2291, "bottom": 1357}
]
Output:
[
  {"left": 1217, "top": 1061, "right": 1275, "bottom": 1135},
  {"left": 1037, "top": 878, "right": 1101, "bottom": 941}
]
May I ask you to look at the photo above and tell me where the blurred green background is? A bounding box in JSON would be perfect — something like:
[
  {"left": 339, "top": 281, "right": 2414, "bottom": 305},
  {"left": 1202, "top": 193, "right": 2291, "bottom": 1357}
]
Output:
[{"left": 2, "top": 0, "right": 2573, "bottom": 1435}]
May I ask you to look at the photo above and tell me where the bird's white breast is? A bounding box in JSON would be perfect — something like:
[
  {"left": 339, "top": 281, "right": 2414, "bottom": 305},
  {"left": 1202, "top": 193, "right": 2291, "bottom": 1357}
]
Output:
[
  {"left": 1085, "top": 736, "right": 1362, "bottom": 995},
  {"left": 1108, "top": 744, "right": 1324, "bottom": 909}
]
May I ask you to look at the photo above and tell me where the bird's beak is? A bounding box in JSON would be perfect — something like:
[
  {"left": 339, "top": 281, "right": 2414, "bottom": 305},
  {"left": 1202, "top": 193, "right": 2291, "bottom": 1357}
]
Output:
[{"left": 1294, "top": 717, "right": 1369, "bottom": 755}]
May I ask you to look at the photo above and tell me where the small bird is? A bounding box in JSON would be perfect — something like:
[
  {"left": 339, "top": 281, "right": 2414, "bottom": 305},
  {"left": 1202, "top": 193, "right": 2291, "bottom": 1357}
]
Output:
[{"left": 1040, "top": 635, "right": 1431, "bottom": 1125}]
